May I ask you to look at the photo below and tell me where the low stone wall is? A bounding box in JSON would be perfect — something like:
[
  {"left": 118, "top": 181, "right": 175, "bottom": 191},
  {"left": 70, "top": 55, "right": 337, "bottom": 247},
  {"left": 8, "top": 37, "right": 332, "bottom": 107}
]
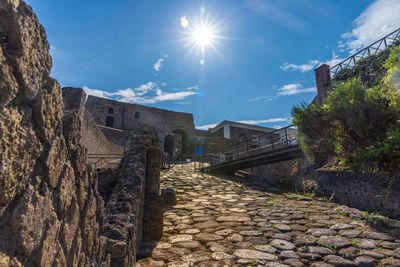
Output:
[
  {"left": 315, "top": 169, "right": 400, "bottom": 219},
  {"left": 99, "top": 136, "right": 163, "bottom": 265},
  {"left": 243, "top": 156, "right": 310, "bottom": 189}
]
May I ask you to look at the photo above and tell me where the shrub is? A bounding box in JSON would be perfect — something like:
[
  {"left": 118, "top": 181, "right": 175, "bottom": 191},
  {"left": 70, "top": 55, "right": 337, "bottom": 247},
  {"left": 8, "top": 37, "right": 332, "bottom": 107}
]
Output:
[{"left": 292, "top": 47, "right": 400, "bottom": 174}]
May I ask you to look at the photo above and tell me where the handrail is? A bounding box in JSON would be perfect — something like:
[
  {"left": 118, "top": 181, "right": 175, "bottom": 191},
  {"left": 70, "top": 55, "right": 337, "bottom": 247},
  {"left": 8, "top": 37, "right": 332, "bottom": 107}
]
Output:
[
  {"left": 209, "top": 125, "right": 298, "bottom": 167},
  {"left": 330, "top": 27, "right": 400, "bottom": 76}
]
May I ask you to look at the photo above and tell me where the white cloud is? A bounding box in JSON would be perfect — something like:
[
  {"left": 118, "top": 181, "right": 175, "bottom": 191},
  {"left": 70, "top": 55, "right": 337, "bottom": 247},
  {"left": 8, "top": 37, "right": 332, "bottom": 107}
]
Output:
[
  {"left": 341, "top": 0, "right": 400, "bottom": 53},
  {"left": 280, "top": 53, "right": 346, "bottom": 72},
  {"left": 153, "top": 58, "right": 164, "bottom": 71},
  {"left": 324, "top": 52, "right": 344, "bottom": 67},
  {"left": 246, "top": 96, "right": 271, "bottom": 102},
  {"left": 175, "top": 101, "right": 192, "bottom": 105},
  {"left": 277, "top": 83, "right": 316, "bottom": 96},
  {"left": 280, "top": 60, "right": 320, "bottom": 73},
  {"left": 83, "top": 82, "right": 197, "bottom": 104},
  {"left": 133, "top": 81, "right": 156, "bottom": 96},
  {"left": 186, "top": 85, "right": 199, "bottom": 90},
  {"left": 196, "top": 123, "right": 218, "bottom": 130},
  {"left": 83, "top": 86, "right": 112, "bottom": 99},
  {"left": 150, "top": 91, "right": 196, "bottom": 103},
  {"left": 236, "top": 118, "right": 290, "bottom": 125},
  {"left": 246, "top": 83, "right": 316, "bottom": 103},
  {"left": 180, "top": 16, "right": 189, "bottom": 28},
  {"left": 153, "top": 54, "right": 168, "bottom": 72}
]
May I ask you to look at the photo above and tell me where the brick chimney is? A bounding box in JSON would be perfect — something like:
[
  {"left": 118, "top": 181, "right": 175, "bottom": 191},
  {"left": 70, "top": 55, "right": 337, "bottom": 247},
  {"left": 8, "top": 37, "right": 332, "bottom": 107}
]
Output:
[{"left": 314, "top": 64, "right": 331, "bottom": 102}]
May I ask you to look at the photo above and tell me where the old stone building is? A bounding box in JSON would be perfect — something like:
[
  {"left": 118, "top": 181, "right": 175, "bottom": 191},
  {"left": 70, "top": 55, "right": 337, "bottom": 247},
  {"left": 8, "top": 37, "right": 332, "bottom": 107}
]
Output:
[{"left": 86, "top": 96, "right": 197, "bottom": 154}]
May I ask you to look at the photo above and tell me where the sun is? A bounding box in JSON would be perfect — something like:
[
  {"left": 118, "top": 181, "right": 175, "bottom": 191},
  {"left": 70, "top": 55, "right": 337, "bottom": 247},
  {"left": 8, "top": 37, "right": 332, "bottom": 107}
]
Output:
[
  {"left": 191, "top": 25, "right": 215, "bottom": 48},
  {"left": 178, "top": 7, "right": 229, "bottom": 61}
]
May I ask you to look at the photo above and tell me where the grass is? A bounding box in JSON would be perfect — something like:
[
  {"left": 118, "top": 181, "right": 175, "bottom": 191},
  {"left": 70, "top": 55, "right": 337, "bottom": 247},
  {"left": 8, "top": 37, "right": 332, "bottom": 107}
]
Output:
[
  {"left": 362, "top": 211, "right": 387, "bottom": 226},
  {"left": 248, "top": 260, "right": 259, "bottom": 266},
  {"left": 350, "top": 239, "right": 359, "bottom": 246}
]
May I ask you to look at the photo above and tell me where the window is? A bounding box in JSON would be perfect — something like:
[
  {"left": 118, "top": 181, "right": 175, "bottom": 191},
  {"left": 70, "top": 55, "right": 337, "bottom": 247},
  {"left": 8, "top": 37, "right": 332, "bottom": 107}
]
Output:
[
  {"left": 108, "top": 107, "right": 114, "bottom": 114},
  {"left": 105, "top": 116, "right": 114, "bottom": 127},
  {"left": 135, "top": 111, "right": 140, "bottom": 119}
]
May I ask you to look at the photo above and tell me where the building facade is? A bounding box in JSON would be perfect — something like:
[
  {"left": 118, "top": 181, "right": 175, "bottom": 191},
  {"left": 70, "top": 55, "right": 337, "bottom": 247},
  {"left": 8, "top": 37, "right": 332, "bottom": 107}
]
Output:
[{"left": 85, "top": 95, "right": 197, "bottom": 154}]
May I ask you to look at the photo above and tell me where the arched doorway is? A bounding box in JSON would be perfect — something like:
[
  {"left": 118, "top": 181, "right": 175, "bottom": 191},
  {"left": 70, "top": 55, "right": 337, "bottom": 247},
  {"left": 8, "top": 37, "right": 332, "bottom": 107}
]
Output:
[{"left": 164, "top": 134, "right": 175, "bottom": 154}]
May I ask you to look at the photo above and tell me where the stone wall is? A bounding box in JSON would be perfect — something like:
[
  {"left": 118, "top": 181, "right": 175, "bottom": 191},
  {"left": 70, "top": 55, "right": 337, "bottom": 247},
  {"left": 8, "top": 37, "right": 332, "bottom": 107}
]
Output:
[
  {"left": 243, "top": 156, "right": 310, "bottom": 189},
  {"left": 0, "top": 1, "right": 163, "bottom": 265},
  {"left": 100, "top": 136, "right": 163, "bottom": 266},
  {"left": 0, "top": 1, "right": 105, "bottom": 264},
  {"left": 315, "top": 169, "right": 400, "bottom": 219},
  {"left": 62, "top": 87, "right": 124, "bottom": 155},
  {"left": 86, "top": 95, "right": 197, "bottom": 154}
]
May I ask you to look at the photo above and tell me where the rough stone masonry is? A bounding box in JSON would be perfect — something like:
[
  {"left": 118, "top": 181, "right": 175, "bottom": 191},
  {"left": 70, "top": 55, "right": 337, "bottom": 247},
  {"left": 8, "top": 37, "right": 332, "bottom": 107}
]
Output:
[{"left": 0, "top": 1, "right": 163, "bottom": 266}]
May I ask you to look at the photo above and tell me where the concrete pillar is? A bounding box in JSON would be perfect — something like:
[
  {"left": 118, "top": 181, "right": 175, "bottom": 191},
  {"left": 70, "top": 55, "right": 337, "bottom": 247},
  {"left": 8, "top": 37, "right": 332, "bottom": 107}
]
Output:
[
  {"left": 314, "top": 64, "right": 331, "bottom": 102},
  {"left": 224, "top": 125, "right": 230, "bottom": 139}
]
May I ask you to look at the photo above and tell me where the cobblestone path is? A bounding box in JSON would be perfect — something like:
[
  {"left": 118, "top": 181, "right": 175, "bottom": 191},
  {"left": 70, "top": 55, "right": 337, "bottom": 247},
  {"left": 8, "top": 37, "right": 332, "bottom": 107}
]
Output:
[{"left": 138, "top": 164, "right": 400, "bottom": 267}]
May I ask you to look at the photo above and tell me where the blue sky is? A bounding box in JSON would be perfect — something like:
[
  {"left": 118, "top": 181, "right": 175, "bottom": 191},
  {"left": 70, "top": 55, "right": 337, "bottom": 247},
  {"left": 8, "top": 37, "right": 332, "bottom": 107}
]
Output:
[{"left": 26, "top": 0, "right": 400, "bottom": 129}]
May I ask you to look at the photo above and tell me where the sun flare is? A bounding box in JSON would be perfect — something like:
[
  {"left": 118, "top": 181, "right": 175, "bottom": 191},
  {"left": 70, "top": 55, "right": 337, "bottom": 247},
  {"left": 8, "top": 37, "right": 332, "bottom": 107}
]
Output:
[
  {"left": 179, "top": 7, "right": 229, "bottom": 61},
  {"left": 191, "top": 25, "right": 215, "bottom": 48}
]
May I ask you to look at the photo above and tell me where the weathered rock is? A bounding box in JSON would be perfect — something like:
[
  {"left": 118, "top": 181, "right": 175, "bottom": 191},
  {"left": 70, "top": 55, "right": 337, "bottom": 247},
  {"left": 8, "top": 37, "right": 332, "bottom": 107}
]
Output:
[
  {"left": 233, "top": 249, "right": 278, "bottom": 260},
  {"left": 275, "top": 224, "right": 291, "bottom": 232},
  {"left": 352, "top": 238, "right": 377, "bottom": 249},
  {"left": 216, "top": 216, "right": 251, "bottom": 222},
  {"left": 308, "top": 246, "right": 334, "bottom": 256},
  {"left": 317, "top": 235, "right": 350, "bottom": 248},
  {"left": 283, "top": 258, "right": 305, "bottom": 267},
  {"left": 0, "top": 1, "right": 106, "bottom": 265},
  {"left": 227, "top": 233, "right": 244, "bottom": 243},
  {"left": 174, "top": 241, "right": 201, "bottom": 250},
  {"left": 239, "top": 230, "right": 263, "bottom": 236},
  {"left": 254, "top": 245, "right": 277, "bottom": 254},
  {"left": 168, "top": 235, "right": 193, "bottom": 243},
  {"left": 0, "top": 3, "right": 164, "bottom": 266},
  {"left": 280, "top": 250, "right": 300, "bottom": 259},
  {"left": 323, "top": 255, "right": 357, "bottom": 266},
  {"left": 211, "top": 252, "right": 233, "bottom": 260},
  {"left": 270, "top": 239, "right": 296, "bottom": 250},
  {"left": 294, "top": 234, "right": 317, "bottom": 246},
  {"left": 354, "top": 256, "right": 376, "bottom": 267}
]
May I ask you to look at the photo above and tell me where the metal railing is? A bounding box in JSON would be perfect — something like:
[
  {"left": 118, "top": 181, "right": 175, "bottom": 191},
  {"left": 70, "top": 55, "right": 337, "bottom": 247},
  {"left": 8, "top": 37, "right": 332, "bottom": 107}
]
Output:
[
  {"left": 330, "top": 27, "right": 400, "bottom": 76},
  {"left": 87, "top": 153, "right": 123, "bottom": 170},
  {"left": 209, "top": 125, "right": 298, "bottom": 166}
]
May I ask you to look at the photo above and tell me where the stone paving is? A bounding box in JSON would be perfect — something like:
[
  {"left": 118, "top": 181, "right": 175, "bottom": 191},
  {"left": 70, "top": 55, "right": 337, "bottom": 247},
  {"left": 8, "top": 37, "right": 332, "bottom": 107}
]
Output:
[{"left": 138, "top": 164, "right": 400, "bottom": 267}]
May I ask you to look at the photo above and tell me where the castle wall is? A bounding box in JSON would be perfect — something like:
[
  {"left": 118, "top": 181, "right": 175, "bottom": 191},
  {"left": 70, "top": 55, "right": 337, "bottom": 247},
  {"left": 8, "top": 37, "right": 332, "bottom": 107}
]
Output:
[{"left": 86, "top": 96, "right": 197, "bottom": 154}]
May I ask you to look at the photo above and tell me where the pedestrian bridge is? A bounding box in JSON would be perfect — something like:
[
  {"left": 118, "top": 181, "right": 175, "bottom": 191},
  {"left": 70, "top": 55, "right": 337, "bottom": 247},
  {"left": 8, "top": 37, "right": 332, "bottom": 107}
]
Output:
[{"left": 205, "top": 125, "right": 303, "bottom": 174}]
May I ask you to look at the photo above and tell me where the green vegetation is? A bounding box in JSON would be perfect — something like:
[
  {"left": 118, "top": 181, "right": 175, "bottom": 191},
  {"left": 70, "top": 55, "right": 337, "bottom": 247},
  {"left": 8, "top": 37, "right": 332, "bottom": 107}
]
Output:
[
  {"left": 362, "top": 211, "right": 387, "bottom": 226},
  {"left": 292, "top": 47, "right": 400, "bottom": 174}
]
